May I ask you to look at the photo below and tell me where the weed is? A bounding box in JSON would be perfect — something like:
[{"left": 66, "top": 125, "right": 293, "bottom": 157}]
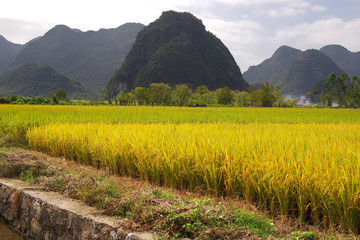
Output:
[
  {"left": 19, "top": 167, "right": 35, "bottom": 181},
  {"left": 157, "top": 199, "right": 230, "bottom": 238},
  {"left": 46, "top": 176, "right": 66, "bottom": 191},
  {"left": 232, "top": 211, "right": 273, "bottom": 238},
  {"left": 289, "top": 231, "right": 317, "bottom": 240},
  {"left": 152, "top": 190, "right": 175, "bottom": 199}
]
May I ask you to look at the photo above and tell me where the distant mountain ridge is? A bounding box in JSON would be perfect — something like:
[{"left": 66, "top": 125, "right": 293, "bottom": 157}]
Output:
[
  {"left": 0, "top": 63, "right": 84, "bottom": 97},
  {"left": 244, "top": 46, "right": 302, "bottom": 86},
  {"left": 320, "top": 44, "right": 360, "bottom": 77},
  {"left": 11, "top": 23, "right": 145, "bottom": 90},
  {"left": 103, "top": 11, "right": 248, "bottom": 99},
  {"left": 278, "top": 49, "right": 343, "bottom": 96},
  {"left": 243, "top": 46, "right": 344, "bottom": 96},
  {"left": 0, "top": 35, "right": 24, "bottom": 74}
]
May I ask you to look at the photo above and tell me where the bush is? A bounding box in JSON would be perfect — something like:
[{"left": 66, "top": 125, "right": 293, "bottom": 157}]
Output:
[{"left": 0, "top": 97, "right": 11, "bottom": 104}]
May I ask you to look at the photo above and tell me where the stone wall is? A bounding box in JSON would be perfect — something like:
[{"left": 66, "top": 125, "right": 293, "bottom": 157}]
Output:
[{"left": 0, "top": 178, "right": 154, "bottom": 240}]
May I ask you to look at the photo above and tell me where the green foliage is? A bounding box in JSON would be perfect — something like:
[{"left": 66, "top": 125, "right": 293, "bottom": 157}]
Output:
[
  {"left": 233, "top": 211, "right": 273, "bottom": 238},
  {"left": 244, "top": 83, "right": 284, "bottom": 107},
  {"left": 55, "top": 89, "right": 67, "bottom": 100},
  {"left": 0, "top": 97, "right": 10, "bottom": 104},
  {"left": 171, "top": 84, "right": 192, "bottom": 106},
  {"left": 150, "top": 83, "right": 171, "bottom": 105},
  {"left": 111, "top": 82, "right": 287, "bottom": 107},
  {"left": 321, "top": 73, "right": 360, "bottom": 108},
  {"left": 77, "top": 177, "right": 120, "bottom": 208},
  {"left": 196, "top": 85, "right": 209, "bottom": 95},
  {"left": 158, "top": 199, "right": 226, "bottom": 238},
  {"left": 157, "top": 199, "right": 273, "bottom": 239},
  {"left": 152, "top": 190, "right": 175, "bottom": 199},
  {"left": 215, "top": 86, "right": 233, "bottom": 105},
  {"left": 259, "top": 82, "right": 281, "bottom": 107},
  {"left": 134, "top": 87, "right": 153, "bottom": 105},
  {"left": 115, "top": 91, "right": 131, "bottom": 106},
  {"left": 289, "top": 231, "right": 317, "bottom": 240}
]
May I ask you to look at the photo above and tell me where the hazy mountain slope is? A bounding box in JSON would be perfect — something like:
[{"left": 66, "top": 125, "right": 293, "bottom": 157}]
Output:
[
  {"left": 0, "top": 35, "right": 24, "bottom": 74},
  {"left": 243, "top": 46, "right": 344, "bottom": 96},
  {"left": 12, "top": 23, "right": 144, "bottom": 90},
  {"left": 279, "top": 50, "right": 344, "bottom": 96},
  {"left": 0, "top": 63, "right": 84, "bottom": 97},
  {"left": 243, "top": 45, "right": 302, "bottom": 85},
  {"left": 103, "top": 11, "right": 248, "bottom": 99},
  {"left": 320, "top": 44, "right": 360, "bottom": 76}
]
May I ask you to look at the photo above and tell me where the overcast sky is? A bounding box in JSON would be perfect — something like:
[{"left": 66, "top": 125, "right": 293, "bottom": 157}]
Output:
[{"left": 1, "top": 0, "right": 359, "bottom": 72}]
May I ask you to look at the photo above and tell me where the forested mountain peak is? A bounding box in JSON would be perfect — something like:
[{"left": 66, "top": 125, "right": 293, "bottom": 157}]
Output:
[
  {"left": 0, "top": 63, "right": 84, "bottom": 97},
  {"left": 243, "top": 46, "right": 344, "bottom": 97},
  {"left": 279, "top": 49, "right": 343, "bottom": 96},
  {"left": 271, "top": 45, "right": 302, "bottom": 60},
  {"left": 103, "top": 10, "right": 248, "bottom": 99},
  {"left": 320, "top": 44, "right": 360, "bottom": 76},
  {"left": 11, "top": 22, "right": 145, "bottom": 90},
  {"left": 243, "top": 45, "right": 302, "bottom": 86}
]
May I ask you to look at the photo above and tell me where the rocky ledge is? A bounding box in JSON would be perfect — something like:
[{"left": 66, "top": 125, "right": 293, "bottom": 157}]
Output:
[{"left": 0, "top": 178, "right": 154, "bottom": 240}]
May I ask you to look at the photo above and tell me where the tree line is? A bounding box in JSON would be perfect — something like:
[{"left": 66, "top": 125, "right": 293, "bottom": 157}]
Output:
[
  {"left": 0, "top": 89, "right": 70, "bottom": 105},
  {"left": 321, "top": 73, "right": 360, "bottom": 108},
  {"left": 0, "top": 82, "right": 297, "bottom": 107},
  {"left": 114, "top": 82, "right": 296, "bottom": 107}
]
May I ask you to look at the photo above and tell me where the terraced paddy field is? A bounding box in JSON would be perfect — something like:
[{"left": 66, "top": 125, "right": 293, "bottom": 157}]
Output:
[{"left": 2, "top": 105, "right": 360, "bottom": 235}]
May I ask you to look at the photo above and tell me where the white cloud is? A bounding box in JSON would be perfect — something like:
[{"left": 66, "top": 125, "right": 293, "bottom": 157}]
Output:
[
  {"left": 201, "top": 17, "right": 267, "bottom": 71},
  {"left": 274, "top": 17, "right": 360, "bottom": 51},
  {"left": 0, "top": 18, "right": 53, "bottom": 44},
  {"left": 252, "top": 0, "right": 326, "bottom": 17},
  {"left": 264, "top": 6, "right": 307, "bottom": 17},
  {"left": 0, "top": 0, "right": 356, "bottom": 73},
  {"left": 311, "top": 5, "right": 327, "bottom": 12}
]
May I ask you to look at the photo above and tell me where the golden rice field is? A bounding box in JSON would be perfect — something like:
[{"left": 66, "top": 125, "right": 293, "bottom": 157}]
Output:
[{"left": 2, "top": 105, "right": 360, "bottom": 233}]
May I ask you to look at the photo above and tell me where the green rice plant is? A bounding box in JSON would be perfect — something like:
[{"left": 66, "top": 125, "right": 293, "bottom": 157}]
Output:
[{"left": 2, "top": 104, "right": 360, "bottom": 142}]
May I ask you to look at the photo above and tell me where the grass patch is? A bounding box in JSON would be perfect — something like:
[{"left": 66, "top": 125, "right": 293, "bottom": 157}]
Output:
[
  {"left": 232, "top": 210, "right": 273, "bottom": 238},
  {"left": 288, "top": 231, "right": 317, "bottom": 240},
  {"left": 155, "top": 199, "right": 274, "bottom": 239}
]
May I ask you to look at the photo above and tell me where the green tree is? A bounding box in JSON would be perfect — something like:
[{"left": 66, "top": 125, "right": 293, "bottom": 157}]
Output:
[
  {"left": 48, "top": 93, "right": 59, "bottom": 104},
  {"left": 55, "top": 89, "right": 67, "bottom": 100},
  {"left": 201, "top": 91, "right": 217, "bottom": 105},
  {"left": 248, "top": 89, "right": 261, "bottom": 107},
  {"left": 9, "top": 96, "right": 19, "bottom": 103},
  {"left": 196, "top": 85, "right": 209, "bottom": 95},
  {"left": 348, "top": 76, "right": 360, "bottom": 108},
  {"left": 215, "top": 87, "right": 233, "bottom": 105},
  {"left": 258, "top": 82, "right": 280, "bottom": 107},
  {"left": 150, "top": 83, "right": 172, "bottom": 105},
  {"left": 116, "top": 91, "right": 131, "bottom": 106},
  {"left": 172, "top": 84, "right": 192, "bottom": 106},
  {"left": 134, "top": 87, "right": 153, "bottom": 105},
  {"left": 324, "top": 73, "right": 353, "bottom": 107},
  {"left": 0, "top": 97, "right": 10, "bottom": 104},
  {"left": 233, "top": 90, "right": 250, "bottom": 106}
]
